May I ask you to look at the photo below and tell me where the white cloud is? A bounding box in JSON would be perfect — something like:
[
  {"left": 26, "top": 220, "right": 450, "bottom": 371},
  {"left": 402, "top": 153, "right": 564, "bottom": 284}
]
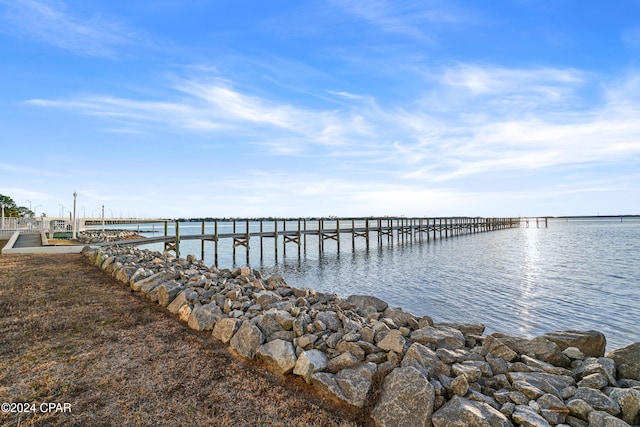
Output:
[{"left": 0, "top": 0, "right": 134, "bottom": 57}]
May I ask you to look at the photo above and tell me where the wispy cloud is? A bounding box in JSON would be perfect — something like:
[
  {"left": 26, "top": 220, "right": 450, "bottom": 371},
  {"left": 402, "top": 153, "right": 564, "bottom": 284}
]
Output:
[{"left": 0, "top": 0, "right": 134, "bottom": 57}]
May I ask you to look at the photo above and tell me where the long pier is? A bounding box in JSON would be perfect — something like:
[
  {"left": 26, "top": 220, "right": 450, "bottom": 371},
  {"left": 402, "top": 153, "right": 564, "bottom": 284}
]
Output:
[{"left": 96, "top": 217, "right": 524, "bottom": 266}]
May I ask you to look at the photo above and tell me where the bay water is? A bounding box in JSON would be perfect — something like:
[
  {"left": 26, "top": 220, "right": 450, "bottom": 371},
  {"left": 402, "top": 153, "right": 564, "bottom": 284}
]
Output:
[{"left": 100, "top": 217, "right": 640, "bottom": 351}]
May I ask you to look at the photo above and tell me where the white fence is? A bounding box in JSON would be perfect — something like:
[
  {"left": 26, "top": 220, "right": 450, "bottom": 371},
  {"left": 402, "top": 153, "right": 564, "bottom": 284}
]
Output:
[{"left": 0, "top": 217, "right": 72, "bottom": 236}]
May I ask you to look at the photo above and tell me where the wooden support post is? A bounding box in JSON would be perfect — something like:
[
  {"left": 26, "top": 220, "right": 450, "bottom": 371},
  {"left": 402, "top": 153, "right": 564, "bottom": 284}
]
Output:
[
  {"left": 260, "top": 219, "right": 263, "bottom": 261},
  {"left": 304, "top": 218, "right": 307, "bottom": 254},
  {"left": 365, "top": 218, "right": 370, "bottom": 249},
  {"left": 298, "top": 219, "right": 302, "bottom": 258},
  {"left": 274, "top": 219, "right": 278, "bottom": 261},
  {"left": 246, "top": 219, "right": 250, "bottom": 264},
  {"left": 283, "top": 219, "right": 287, "bottom": 257},
  {"left": 201, "top": 220, "right": 205, "bottom": 261},
  {"left": 175, "top": 220, "right": 180, "bottom": 258},
  {"left": 336, "top": 218, "right": 340, "bottom": 253},
  {"left": 319, "top": 218, "right": 323, "bottom": 253},
  {"left": 232, "top": 219, "right": 236, "bottom": 263},
  {"left": 214, "top": 219, "right": 218, "bottom": 267},
  {"left": 352, "top": 219, "right": 355, "bottom": 252}
]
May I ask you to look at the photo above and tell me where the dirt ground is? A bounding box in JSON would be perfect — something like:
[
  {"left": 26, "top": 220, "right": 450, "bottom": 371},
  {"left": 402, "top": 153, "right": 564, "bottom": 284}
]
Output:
[{"left": 0, "top": 246, "right": 371, "bottom": 426}]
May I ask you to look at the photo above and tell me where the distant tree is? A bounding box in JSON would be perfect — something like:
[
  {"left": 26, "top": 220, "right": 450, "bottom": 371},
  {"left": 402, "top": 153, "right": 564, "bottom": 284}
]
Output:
[{"left": 0, "top": 194, "right": 34, "bottom": 218}]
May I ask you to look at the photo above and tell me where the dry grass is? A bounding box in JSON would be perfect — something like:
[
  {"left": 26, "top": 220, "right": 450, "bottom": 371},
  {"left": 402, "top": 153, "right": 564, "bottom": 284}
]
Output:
[{"left": 0, "top": 249, "right": 371, "bottom": 426}]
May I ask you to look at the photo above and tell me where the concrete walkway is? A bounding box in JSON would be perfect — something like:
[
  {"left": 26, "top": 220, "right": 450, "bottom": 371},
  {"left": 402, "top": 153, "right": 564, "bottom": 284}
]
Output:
[
  {"left": 12, "top": 234, "right": 43, "bottom": 248},
  {"left": 2, "top": 232, "right": 87, "bottom": 254}
]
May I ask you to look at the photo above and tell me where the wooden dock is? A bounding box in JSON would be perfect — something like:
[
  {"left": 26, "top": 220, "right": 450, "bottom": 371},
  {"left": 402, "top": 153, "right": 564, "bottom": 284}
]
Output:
[{"left": 97, "top": 217, "right": 525, "bottom": 266}]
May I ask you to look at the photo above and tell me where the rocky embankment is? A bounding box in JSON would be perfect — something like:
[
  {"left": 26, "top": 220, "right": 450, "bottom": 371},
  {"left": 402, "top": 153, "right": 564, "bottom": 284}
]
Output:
[
  {"left": 83, "top": 245, "right": 640, "bottom": 427},
  {"left": 77, "top": 230, "right": 141, "bottom": 244}
]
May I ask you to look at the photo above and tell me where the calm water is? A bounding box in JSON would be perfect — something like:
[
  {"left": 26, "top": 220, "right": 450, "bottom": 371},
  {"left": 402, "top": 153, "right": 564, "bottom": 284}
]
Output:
[{"left": 98, "top": 218, "right": 640, "bottom": 351}]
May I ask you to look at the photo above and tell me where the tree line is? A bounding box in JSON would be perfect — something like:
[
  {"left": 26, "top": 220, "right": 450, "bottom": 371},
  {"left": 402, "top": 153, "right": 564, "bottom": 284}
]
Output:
[{"left": 0, "top": 194, "right": 35, "bottom": 218}]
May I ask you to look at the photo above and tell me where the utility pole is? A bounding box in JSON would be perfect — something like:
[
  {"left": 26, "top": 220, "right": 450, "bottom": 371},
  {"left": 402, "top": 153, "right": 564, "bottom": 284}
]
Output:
[{"left": 72, "top": 192, "right": 77, "bottom": 239}]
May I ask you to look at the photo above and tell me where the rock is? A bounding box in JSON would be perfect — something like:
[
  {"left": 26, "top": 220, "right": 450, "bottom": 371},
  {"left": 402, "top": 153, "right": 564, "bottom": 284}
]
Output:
[
  {"left": 570, "top": 387, "right": 621, "bottom": 416},
  {"left": 567, "top": 398, "right": 593, "bottom": 420},
  {"left": 256, "top": 339, "right": 297, "bottom": 374},
  {"left": 371, "top": 366, "right": 435, "bottom": 427},
  {"left": 293, "top": 350, "right": 328, "bottom": 384},
  {"left": 131, "top": 271, "right": 167, "bottom": 292},
  {"left": 187, "top": 303, "right": 223, "bottom": 331},
  {"left": 607, "top": 342, "right": 640, "bottom": 381},
  {"left": 212, "top": 318, "right": 241, "bottom": 344},
  {"left": 607, "top": 387, "right": 640, "bottom": 425},
  {"left": 588, "top": 410, "right": 632, "bottom": 427},
  {"left": 513, "top": 380, "right": 545, "bottom": 400},
  {"left": 382, "top": 307, "right": 418, "bottom": 328},
  {"left": 157, "top": 280, "right": 183, "bottom": 307},
  {"left": 401, "top": 342, "right": 441, "bottom": 380},
  {"left": 431, "top": 395, "right": 512, "bottom": 427},
  {"left": 437, "top": 322, "right": 486, "bottom": 337},
  {"left": 575, "top": 357, "right": 618, "bottom": 387},
  {"left": 411, "top": 326, "right": 465, "bottom": 350},
  {"left": 563, "top": 346, "right": 586, "bottom": 360},
  {"left": 346, "top": 294, "right": 388, "bottom": 312},
  {"left": 177, "top": 304, "right": 192, "bottom": 322},
  {"left": 491, "top": 333, "right": 570, "bottom": 367},
  {"left": 312, "top": 363, "right": 376, "bottom": 408},
  {"left": 543, "top": 330, "right": 607, "bottom": 358},
  {"left": 507, "top": 372, "right": 576, "bottom": 399},
  {"left": 577, "top": 373, "right": 609, "bottom": 389},
  {"left": 229, "top": 321, "right": 265, "bottom": 359},
  {"left": 512, "top": 405, "right": 552, "bottom": 427},
  {"left": 451, "top": 375, "right": 469, "bottom": 396},
  {"left": 481, "top": 335, "right": 518, "bottom": 362},
  {"left": 452, "top": 363, "right": 482, "bottom": 383},
  {"left": 537, "top": 393, "right": 568, "bottom": 424},
  {"left": 327, "top": 352, "right": 360, "bottom": 373},
  {"left": 166, "top": 290, "right": 190, "bottom": 314},
  {"left": 377, "top": 329, "right": 406, "bottom": 354},
  {"left": 316, "top": 311, "right": 342, "bottom": 332}
]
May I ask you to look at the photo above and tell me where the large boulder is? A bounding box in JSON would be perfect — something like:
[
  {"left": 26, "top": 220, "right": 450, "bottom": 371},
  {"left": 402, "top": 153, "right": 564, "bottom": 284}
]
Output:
[
  {"left": 346, "top": 294, "right": 388, "bottom": 312},
  {"left": 187, "top": 303, "right": 223, "bottom": 331},
  {"left": 401, "top": 342, "right": 441, "bottom": 380},
  {"left": 157, "top": 281, "right": 183, "bottom": 307},
  {"left": 312, "top": 363, "right": 376, "bottom": 408},
  {"left": 256, "top": 339, "right": 297, "bottom": 374},
  {"left": 607, "top": 387, "right": 640, "bottom": 425},
  {"left": 212, "top": 318, "right": 241, "bottom": 344},
  {"left": 607, "top": 342, "right": 640, "bottom": 381},
  {"left": 431, "top": 396, "right": 513, "bottom": 427},
  {"left": 371, "top": 366, "right": 435, "bottom": 427},
  {"left": 229, "top": 321, "right": 264, "bottom": 359},
  {"left": 489, "top": 333, "right": 570, "bottom": 367},
  {"left": 543, "top": 330, "right": 606, "bottom": 358},
  {"left": 411, "top": 326, "right": 465, "bottom": 350},
  {"left": 293, "top": 350, "right": 329, "bottom": 384}
]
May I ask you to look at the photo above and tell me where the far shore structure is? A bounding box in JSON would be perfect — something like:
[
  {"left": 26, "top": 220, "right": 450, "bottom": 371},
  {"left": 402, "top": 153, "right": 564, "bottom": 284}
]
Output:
[{"left": 77, "top": 239, "right": 640, "bottom": 427}]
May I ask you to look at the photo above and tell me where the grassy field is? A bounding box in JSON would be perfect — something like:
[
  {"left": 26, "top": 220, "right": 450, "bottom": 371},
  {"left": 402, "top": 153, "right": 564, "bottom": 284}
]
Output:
[{"left": 0, "top": 247, "right": 368, "bottom": 426}]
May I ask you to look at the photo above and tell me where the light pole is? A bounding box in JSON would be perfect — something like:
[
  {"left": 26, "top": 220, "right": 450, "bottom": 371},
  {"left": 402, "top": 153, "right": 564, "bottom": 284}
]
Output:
[
  {"left": 59, "top": 204, "right": 64, "bottom": 218},
  {"left": 1, "top": 203, "right": 5, "bottom": 229},
  {"left": 102, "top": 205, "right": 105, "bottom": 232},
  {"left": 72, "top": 192, "right": 77, "bottom": 239},
  {"left": 27, "top": 199, "right": 32, "bottom": 213}
]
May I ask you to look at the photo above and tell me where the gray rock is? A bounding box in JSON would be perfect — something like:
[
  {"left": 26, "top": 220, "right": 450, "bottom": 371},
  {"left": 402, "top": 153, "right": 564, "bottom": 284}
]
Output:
[
  {"left": 437, "top": 348, "right": 470, "bottom": 364},
  {"left": 563, "top": 346, "right": 585, "bottom": 360},
  {"left": 377, "top": 329, "right": 406, "bottom": 354},
  {"left": 537, "top": 393, "right": 567, "bottom": 424},
  {"left": 575, "top": 357, "right": 618, "bottom": 387},
  {"left": 256, "top": 339, "right": 297, "bottom": 374},
  {"left": 607, "top": 342, "right": 640, "bottom": 381},
  {"left": 570, "top": 387, "right": 621, "bottom": 416},
  {"left": 412, "top": 326, "right": 465, "bottom": 350},
  {"left": 431, "top": 395, "right": 513, "bottom": 427},
  {"left": 346, "top": 294, "right": 388, "bottom": 312},
  {"left": 508, "top": 371, "right": 576, "bottom": 399},
  {"left": 371, "top": 366, "right": 435, "bottom": 427},
  {"left": 451, "top": 375, "right": 469, "bottom": 396},
  {"left": 212, "top": 318, "right": 241, "bottom": 344},
  {"left": 491, "top": 333, "right": 570, "bottom": 367},
  {"left": 401, "top": 342, "right": 440, "bottom": 380},
  {"left": 452, "top": 363, "right": 482, "bottom": 383},
  {"left": 167, "top": 290, "right": 190, "bottom": 314},
  {"left": 229, "top": 321, "right": 265, "bottom": 359},
  {"left": 512, "top": 404, "right": 552, "bottom": 427},
  {"left": 565, "top": 415, "right": 589, "bottom": 427},
  {"left": 131, "top": 271, "right": 168, "bottom": 292},
  {"left": 293, "top": 350, "right": 328, "bottom": 384},
  {"left": 543, "top": 330, "right": 607, "bottom": 358},
  {"left": 157, "top": 280, "right": 183, "bottom": 307},
  {"left": 566, "top": 398, "right": 593, "bottom": 420},
  {"left": 382, "top": 307, "right": 418, "bottom": 328},
  {"left": 187, "top": 303, "right": 223, "bottom": 331},
  {"left": 607, "top": 387, "right": 640, "bottom": 425},
  {"left": 513, "top": 380, "right": 545, "bottom": 400},
  {"left": 481, "top": 335, "right": 518, "bottom": 362},
  {"left": 588, "top": 410, "right": 632, "bottom": 427},
  {"left": 577, "top": 373, "right": 609, "bottom": 389},
  {"left": 316, "top": 311, "right": 342, "bottom": 332},
  {"left": 437, "top": 322, "right": 486, "bottom": 337},
  {"left": 312, "top": 363, "right": 376, "bottom": 408},
  {"left": 327, "top": 351, "right": 360, "bottom": 373}
]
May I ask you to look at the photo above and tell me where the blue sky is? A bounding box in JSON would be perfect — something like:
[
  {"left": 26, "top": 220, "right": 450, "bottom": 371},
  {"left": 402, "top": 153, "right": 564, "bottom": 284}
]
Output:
[{"left": 1, "top": 0, "right": 639, "bottom": 219}]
